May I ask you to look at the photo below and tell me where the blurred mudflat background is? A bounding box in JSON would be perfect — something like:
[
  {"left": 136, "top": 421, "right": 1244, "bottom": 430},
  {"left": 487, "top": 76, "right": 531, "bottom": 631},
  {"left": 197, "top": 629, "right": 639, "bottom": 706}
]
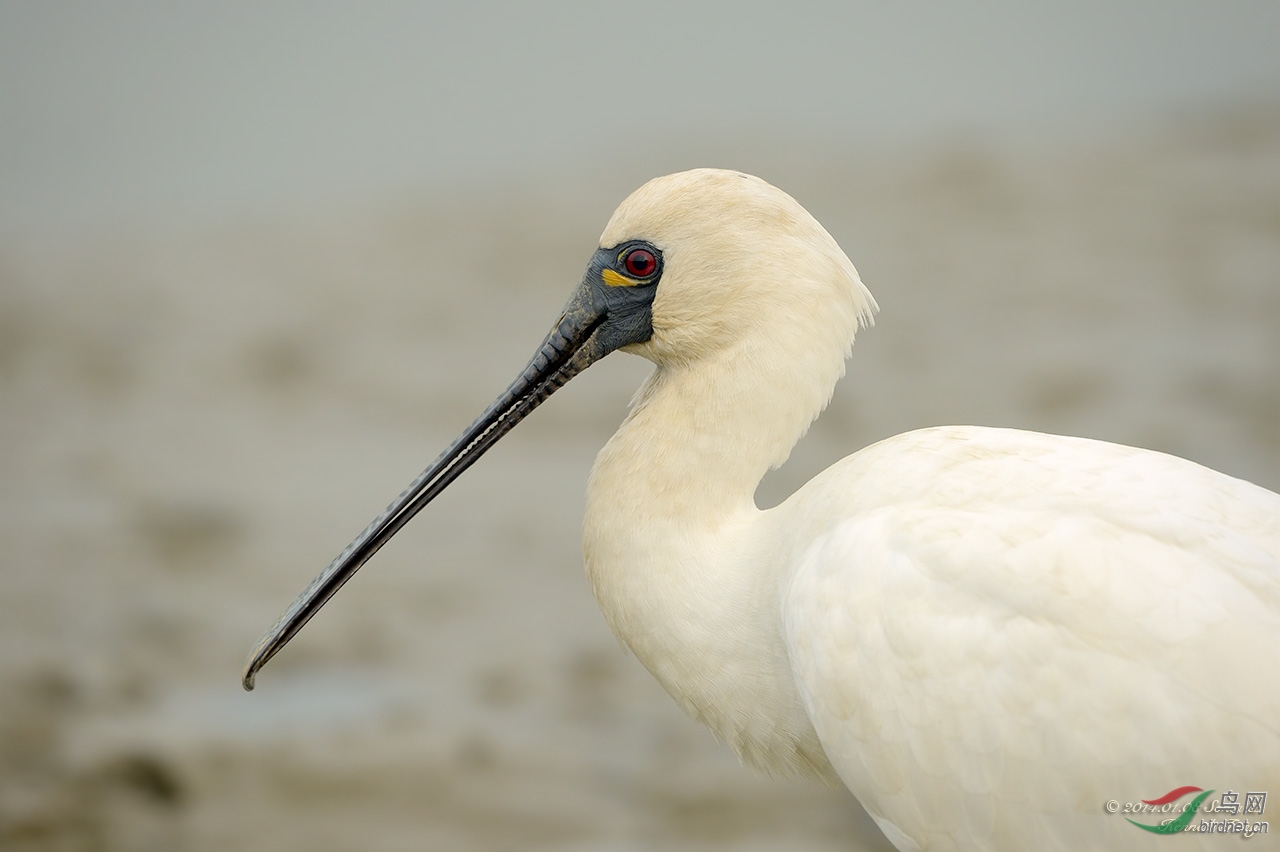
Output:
[
  {"left": 3, "top": 5, "right": 1278, "bottom": 851},
  {"left": 5, "top": 111, "right": 1279, "bottom": 852}
]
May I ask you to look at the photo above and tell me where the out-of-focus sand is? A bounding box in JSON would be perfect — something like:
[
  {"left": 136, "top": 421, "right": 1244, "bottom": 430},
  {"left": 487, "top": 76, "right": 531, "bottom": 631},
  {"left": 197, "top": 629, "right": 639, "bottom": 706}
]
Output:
[{"left": 2, "top": 110, "right": 1278, "bottom": 851}]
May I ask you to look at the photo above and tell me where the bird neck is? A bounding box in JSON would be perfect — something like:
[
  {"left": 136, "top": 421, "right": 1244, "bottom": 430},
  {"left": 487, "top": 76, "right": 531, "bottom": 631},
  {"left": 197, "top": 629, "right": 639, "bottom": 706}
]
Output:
[
  {"left": 581, "top": 336, "right": 846, "bottom": 779},
  {"left": 607, "top": 333, "right": 845, "bottom": 515}
]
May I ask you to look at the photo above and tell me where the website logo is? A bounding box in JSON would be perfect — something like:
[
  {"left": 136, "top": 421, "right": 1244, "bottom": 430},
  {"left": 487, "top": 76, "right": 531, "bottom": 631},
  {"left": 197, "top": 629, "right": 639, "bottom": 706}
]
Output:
[{"left": 1105, "top": 786, "right": 1269, "bottom": 839}]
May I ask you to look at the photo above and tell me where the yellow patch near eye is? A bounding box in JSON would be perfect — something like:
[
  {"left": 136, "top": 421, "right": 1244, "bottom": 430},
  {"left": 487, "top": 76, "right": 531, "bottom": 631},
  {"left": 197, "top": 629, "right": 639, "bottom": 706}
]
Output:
[{"left": 602, "top": 268, "right": 640, "bottom": 287}]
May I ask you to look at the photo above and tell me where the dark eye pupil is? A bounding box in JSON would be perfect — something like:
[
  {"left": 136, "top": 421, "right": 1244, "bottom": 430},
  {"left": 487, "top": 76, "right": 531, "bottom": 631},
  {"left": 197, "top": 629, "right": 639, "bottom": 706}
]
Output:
[{"left": 625, "top": 249, "right": 656, "bottom": 277}]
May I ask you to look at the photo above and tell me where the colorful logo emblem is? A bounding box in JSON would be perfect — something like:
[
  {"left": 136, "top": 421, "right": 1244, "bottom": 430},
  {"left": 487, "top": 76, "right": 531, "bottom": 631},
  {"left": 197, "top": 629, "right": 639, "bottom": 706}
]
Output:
[{"left": 1127, "top": 786, "right": 1213, "bottom": 834}]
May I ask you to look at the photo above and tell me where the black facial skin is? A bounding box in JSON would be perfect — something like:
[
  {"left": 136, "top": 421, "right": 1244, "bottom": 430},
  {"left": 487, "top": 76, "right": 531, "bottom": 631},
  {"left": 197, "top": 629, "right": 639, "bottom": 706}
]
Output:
[
  {"left": 578, "top": 240, "right": 662, "bottom": 352},
  {"left": 241, "top": 240, "right": 663, "bottom": 689}
]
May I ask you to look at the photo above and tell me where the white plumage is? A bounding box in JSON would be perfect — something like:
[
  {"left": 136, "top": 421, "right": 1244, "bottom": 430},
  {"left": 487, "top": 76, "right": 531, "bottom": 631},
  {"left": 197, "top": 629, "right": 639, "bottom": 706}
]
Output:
[
  {"left": 246, "top": 168, "right": 1280, "bottom": 851},
  {"left": 580, "top": 170, "right": 1280, "bottom": 851},
  {"left": 784, "top": 428, "right": 1279, "bottom": 849}
]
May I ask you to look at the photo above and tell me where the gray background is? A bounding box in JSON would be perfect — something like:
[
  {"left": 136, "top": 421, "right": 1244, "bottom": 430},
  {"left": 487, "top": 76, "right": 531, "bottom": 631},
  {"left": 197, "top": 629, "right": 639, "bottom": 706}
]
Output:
[{"left": 2, "top": 3, "right": 1278, "bottom": 850}]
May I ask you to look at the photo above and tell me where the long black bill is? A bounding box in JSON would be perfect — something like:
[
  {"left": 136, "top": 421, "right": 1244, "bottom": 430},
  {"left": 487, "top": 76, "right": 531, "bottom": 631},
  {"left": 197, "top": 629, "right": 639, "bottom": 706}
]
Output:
[{"left": 242, "top": 283, "right": 612, "bottom": 690}]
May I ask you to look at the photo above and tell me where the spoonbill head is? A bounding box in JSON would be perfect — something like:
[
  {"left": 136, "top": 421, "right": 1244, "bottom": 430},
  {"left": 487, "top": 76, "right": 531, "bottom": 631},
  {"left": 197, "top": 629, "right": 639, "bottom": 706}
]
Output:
[{"left": 245, "top": 169, "right": 1280, "bottom": 852}]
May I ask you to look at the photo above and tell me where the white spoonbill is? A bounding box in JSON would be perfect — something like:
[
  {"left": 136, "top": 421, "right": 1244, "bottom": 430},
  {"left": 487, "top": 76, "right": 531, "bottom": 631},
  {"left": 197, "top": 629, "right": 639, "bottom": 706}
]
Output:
[{"left": 244, "top": 169, "right": 1280, "bottom": 851}]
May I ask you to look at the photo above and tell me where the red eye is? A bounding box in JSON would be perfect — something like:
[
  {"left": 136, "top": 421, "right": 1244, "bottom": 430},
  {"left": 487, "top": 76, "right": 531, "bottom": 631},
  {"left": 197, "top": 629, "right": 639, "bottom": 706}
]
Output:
[{"left": 623, "top": 248, "right": 657, "bottom": 278}]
